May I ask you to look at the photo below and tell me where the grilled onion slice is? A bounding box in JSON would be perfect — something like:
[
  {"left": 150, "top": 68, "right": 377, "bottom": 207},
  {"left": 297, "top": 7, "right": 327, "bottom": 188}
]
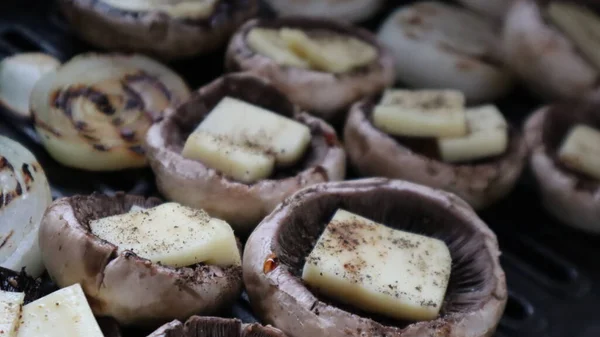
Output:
[
  {"left": 0, "top": 136, "right": 52, "bottom": 277},
  {"left": 0, "top": 53, "right": 61, "bottom": 120},
  {"left": 31, "top": 53, "right": 190, "bottom": 171}
]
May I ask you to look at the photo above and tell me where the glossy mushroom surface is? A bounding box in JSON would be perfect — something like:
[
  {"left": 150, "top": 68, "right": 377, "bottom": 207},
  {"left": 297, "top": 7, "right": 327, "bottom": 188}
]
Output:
[
  {"left": 39, "top": 193, "right": 243, "bottom": 326},
  {"left": 226, "top": 18, "right": 395, "bottom": 121},
  {"left": 146, "top": 73, "right": 346, "bottom": 235},
  {"left": 244, "top": 179, "right": 507, "bottom": 337},
  {"left": 344, "top": 98, "right": 527, "bottom": 210}
]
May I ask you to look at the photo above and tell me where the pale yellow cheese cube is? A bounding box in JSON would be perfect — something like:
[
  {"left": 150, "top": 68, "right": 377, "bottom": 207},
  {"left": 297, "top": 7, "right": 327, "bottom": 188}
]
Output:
[
  {"left": 373, "top": 90, "right": 467, "bottom": 137},
  {"left": 17, "top": 284, "right": 103, "bottom": 337},
  {"left": 438, "top": 105, "right": 508, "bottom": 163},
  {"left": 558, "top": 124, "right": 600, "bottom": 180},
  {"left": 90, "top": 202, "right": 242, "bottom": 268},
  {"left": 182, "top": 131, "right": 275, "bottom": 184},
  {"left": 302, "top": 209, "right": 452, "bottom": 321},
  {"left": 247, "top": 28, "right": 310, "bottom": 68},
  {"left": 196, "top": 97, "right": 311, "bottom": 166},
  {"left": 0, "top": 291, "right": 24, "bottom": 337}
]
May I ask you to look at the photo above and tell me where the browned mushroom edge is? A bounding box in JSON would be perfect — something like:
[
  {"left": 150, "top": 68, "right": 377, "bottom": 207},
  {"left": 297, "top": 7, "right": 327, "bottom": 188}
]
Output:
[
  {"left": 243, "top": 178, "right": 507, "bottom": 337},
  {"left": 343, "top": 97, "right": 528, "bottom": 210},
  {"left": 225, "top": 17, "right": 396, "bottom": 121},
  {"left": 503, "top": 0, "right": 600, "bottom": 100},
  {"left": 145, "top": 72, "right": 346, "bottom": 236},
  {"left": 524, "top": 101, "right": 600, "bottom": 232},
  {"left": 58, "top": 0, "right": 260, "bottom": 60},
  {"left": 148, "top": 316, "right": 287, "bottom": 337},
  {"left": 39, "top": 192, "right": 244, "bottom": 327}
]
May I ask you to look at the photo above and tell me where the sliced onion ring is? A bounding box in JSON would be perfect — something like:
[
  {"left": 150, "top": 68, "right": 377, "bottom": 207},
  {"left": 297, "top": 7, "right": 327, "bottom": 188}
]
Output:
[
  {"left": 0, "top": 53, "right": 61, "bottom": 120},
  {"left": 31, "top": 53, "right": 190, "bottom": 171},
  {"left": 0, "top": 136, "right": 52, "bottom": 277}
]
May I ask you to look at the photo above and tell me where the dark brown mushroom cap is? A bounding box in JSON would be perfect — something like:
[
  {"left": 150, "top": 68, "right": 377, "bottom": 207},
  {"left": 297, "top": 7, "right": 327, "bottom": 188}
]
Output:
[
  {"left": 225, "top": 17, "right": 395, "bottom": 121},
  {"left": 147, "top": 316, "right": 287, "bottom": 337},
  {"left": 243, "top": 178, "right": 506, "bottom": 337},
  {"left": 524, "top": 101, "right": 600, "bottom": 232},
  {"left": 145, "top": 72, "right": 346, "bottom": 236},
  {"left": 503, "top": 0, "right": 600, "bottom": 100},
  {"left": 58, "top": 0, "right": 259, "bottom": 60},
  {"left": 343, "top": 98, "right": 528, "bottom": 210},
  {"left": 38, "top": 193, "right": 243, "bottom": 326}
]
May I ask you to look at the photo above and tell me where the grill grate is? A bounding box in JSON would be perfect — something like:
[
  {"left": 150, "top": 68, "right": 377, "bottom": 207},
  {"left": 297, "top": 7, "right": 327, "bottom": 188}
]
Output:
[{"left": 0, "top": 1, "right": 598, "bottom": 336}]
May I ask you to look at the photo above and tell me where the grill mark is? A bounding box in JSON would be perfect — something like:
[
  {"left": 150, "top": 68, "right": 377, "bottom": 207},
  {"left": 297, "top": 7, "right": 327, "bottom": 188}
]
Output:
[
  {"left": 129, "top": 145, "right": 145, "bottom": 155},
  {"left": 124, "top": 72, "right": 172, "bottom": 101},
  {"left": 21, "top": 163, "right": 34, "bottom": 190},
  {"left": 53, "top": 86, "right": 117, "bottom": 117},
  {"left": 93, "top": 144, "right": 109, "bottom": 151},
  {"left": 15, "top": 182, "right": 22, "bottom": 197},
  {"left": 0, "top": 156, "right": 14, "bottom": 171},
  {"left": 0, "top": 230, "right": 14, "bottom": 249},
  {"left": 120, "top": 128, "right": 136, "bottom": 142}
]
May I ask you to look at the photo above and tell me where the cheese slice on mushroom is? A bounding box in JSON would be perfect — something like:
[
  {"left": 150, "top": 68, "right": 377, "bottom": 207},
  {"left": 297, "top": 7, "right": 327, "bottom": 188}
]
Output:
[
  {"left": 373, "top": 89, "right": 467, "bottom": 137},
  {"left": 247, "top": 28, "right": 310, "bottom": 69},
  {"left": 437, "top": 105, "right": 508, "bottom": 163},
  {"left": 183, "top": 96, "right": 311, "bottom": 183},
  {"left": 302, "top": 209, "right": 452, "bottom": 321},
  {"left": 90, "top": 202, "right": 241, "bottom": 268},
  {"left": 17, "top": 284, "right": 103, "bottom": 337},
  {"left": 0, "top": 291, "right": 24, "bottom": 337},
  {"left": 558, "top": 124, "right": 600, "bottom": 180}
]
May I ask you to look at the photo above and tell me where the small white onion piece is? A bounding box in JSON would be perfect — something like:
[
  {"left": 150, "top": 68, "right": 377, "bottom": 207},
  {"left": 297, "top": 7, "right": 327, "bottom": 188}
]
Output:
[
  {"left": 0, "top": 53, "right": 61, "bottom": 119},
  {"left": 31, "top": 53, "right": 190, "bottom": 171},
  {"left": 0, "top": 136, "right": 52, "bottom": 277}
]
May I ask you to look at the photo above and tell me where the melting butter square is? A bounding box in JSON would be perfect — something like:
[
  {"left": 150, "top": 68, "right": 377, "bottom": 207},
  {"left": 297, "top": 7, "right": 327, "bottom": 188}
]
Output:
[
  {"left": 437, "top": 105, "right": 508, "bottom": 163},
  {"left": 373, "top": 89, "right": 467, "bottom": 138},
  {"left": 302, "top": 209, "right": 451, "bottom": 321},
  {"left": 558, "top": 124, "right": 600, "bottom": 180},
  {"left": 17, "top": 284, "right": 102, "bottom": 337},
  {"left": 90, "top": 202, "right": 241, "bottom": 268}
]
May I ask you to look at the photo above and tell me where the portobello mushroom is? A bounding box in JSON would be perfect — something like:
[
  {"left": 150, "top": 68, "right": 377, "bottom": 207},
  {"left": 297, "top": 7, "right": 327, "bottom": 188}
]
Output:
[
  {"left": 147, "top": 316, "right": 287, "bottom": 337},
  {"left": 524, "top": 99, "right": 600, "bottom": 232},
  {"left": 503, "top": 0, "right": 600, "bottom": 100},
  {"left": 343, "top": 97, "right": 528, "bottom": 210},
  {"left": 38, "top": 193, "right": 243, "bottom": 326},
  {"left": 243, "top": 178, "right": 506, "bottom": 337},
  {"left": 58, "top": 0, "right": 260, "bottom": 60},
  {"left": 263, "top": 0, "right": 385, "bottom": 23},
  {"left": 225, "top": 17, "right": 395, "bottom": 121},
  {"left": 145, "top": 73, "right": 346, "bottom": 235}
]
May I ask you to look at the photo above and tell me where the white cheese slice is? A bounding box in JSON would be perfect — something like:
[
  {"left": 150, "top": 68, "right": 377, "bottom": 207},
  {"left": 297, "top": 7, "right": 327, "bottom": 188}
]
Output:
[
  {"left": 182, "top": 131, "right": 275, "bottom": 184},
  {"left": 247, "top": 28, "right": 310, "bottom": 69},
  {"left": 16, "top": 284, "right": 102, "bottom": 337},
  {"left": 0, "top": 291, "right": 24, "bottom": 337},
  {"left": 558, "top": 124, "right": 600, "bottom": 180},
  {"left": 90, "top": 202, "right": 241, "bottom": 268},
  {"left": 195, "top": 97, "right": 311, "bottom": 167},
  {"left": 279, "top": 28, "right": 377, "bottom": 73},
  {"left": 302, "top": 209, "right": 452, "bottom": 321},
  {"left": 373, "top": 89, "right": 467, "bottom": 137},
  {"left": 438, "top": 105, "right": 508, "bottom": 163}
]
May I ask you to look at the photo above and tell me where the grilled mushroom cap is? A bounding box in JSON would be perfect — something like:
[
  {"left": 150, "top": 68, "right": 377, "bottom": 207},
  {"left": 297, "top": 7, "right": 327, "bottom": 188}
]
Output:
[
  {"left": 145, "top": 73, "right": 346, "bottom": 235},
  {"left": 524, "top": 100, "right": 600, "bottom": 232},
  {"left": 148, "top": 316, "right": 287, "bottom": 337},
  {"left": 343, "top": 98, "right": 528, "bottom": 210},
  {"left": 225, "top": 18, "right": 395, "bottom": 121},
  {"left": 58, "top": 0, "right": 259, "bottom": 60},
  {"left": 263, "top": 0, "right": 385, "bottom": 23},
  {"left": 243, "top": 178, "right": 506, "bottom": 337},
  {"left": 38, "top": 193, "right": 243, "bottom": 326},
  {"left": 503, "top": 0, "right": 600, "bottom": 100}
]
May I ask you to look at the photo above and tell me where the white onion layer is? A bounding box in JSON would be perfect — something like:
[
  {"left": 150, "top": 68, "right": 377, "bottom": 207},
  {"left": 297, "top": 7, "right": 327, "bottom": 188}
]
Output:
[
  {"left": 31, "top": 53, "right": 190, "bottom": 171},
  {"left": 0, "top": 136, "right": 52, "bottom": 277}
]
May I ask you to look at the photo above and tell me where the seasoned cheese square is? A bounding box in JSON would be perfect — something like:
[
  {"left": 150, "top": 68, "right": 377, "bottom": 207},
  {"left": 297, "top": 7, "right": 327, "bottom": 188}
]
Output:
[{"left": 558, "top": 124, "right": 600, "bottom": 180}]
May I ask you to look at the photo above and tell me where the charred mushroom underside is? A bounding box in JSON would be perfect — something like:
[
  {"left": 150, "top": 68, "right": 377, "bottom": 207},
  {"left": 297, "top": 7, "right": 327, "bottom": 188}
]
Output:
[
  {"left": 525, "top": 101, "right": 600, "bottom": 232},
  {"left": 0, "top": 267, "right": 56, "bottom": 304},
  {"left": 145, "top": 73, "right": 346, "bottom": 235},
  {"left": 225, "top": 18, "right": 395, "bottom": 120},
  {"left": 148, "top": 316, "right": 287, "bottom": 337},
  {"left": 344, "top": 98, "right": 528, "bottom": 210},
  {"left": 244, "top": 179, "right": 507, "bottom": 337},
  {"left": 58, "top": 0, "right": 259, "bottom": 60},
  {"left": 39, "top": 193, "right": 243, "bottom": 326},
  {"left": 503, "top": 0, "right": 600, "bottom": 100}
]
